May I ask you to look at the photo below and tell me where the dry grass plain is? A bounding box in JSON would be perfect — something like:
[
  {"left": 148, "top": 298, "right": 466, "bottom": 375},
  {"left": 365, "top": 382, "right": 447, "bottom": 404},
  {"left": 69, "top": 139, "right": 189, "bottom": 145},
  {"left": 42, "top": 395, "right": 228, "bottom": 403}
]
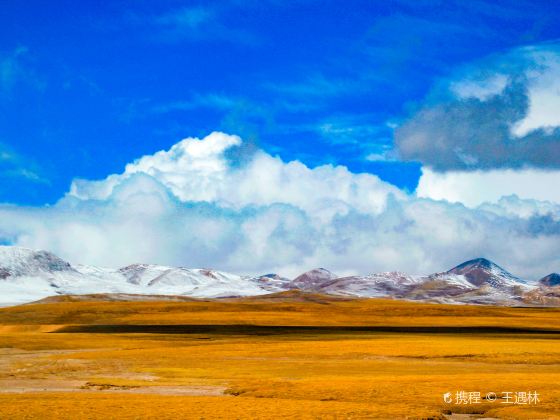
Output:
[{"left": 0, "top": 292, "right": 559, "bottom": 419}]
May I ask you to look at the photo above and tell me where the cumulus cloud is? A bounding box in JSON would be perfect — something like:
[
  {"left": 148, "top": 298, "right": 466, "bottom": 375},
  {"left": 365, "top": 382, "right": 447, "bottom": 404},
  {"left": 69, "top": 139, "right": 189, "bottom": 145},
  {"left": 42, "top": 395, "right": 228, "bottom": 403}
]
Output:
[
  {"left": 395, "top": 43, "right": 560, "bottom": 171},
  {"left": 0, "top": 132, "right": 559, "bottom": 279},
  {"left": 417, "top": 167, "right": 560, "bottom": 207},
  {"left": 69, "top": 132, "right": 401, "bottom": 221}
]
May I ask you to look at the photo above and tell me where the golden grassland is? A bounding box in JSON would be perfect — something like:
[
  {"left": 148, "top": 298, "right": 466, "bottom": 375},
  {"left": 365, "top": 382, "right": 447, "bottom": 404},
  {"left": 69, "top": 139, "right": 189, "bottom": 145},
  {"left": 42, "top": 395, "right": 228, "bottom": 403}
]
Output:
[{"left": 0, "top": 293, "right": 558, "bottom": 419}]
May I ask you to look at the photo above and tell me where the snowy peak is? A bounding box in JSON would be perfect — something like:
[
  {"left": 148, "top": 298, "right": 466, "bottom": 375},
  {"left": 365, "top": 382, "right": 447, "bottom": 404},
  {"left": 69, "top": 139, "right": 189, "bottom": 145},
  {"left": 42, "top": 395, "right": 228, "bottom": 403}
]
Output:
[
  {"left": 312, "top": 271, "right": 420, "bottom": 297},
  {"left": 118, "top": 263, "right": 175, "bottom": 286},
  {"left": 0, "top": 246, "right": 75, "bottom": 278},
  {"left": 290, "top": 268, "right": 338, "bottom": 291},
  {"left": 365, "top": 271, "right": 419, "bottom": 285},
  {"left": 0, "top": 247, "right": 277, "bottom": 305},
  {"left": 452, "top": 257, "right": 495, "bottom": 270},
  {"left": 539, "top": 273, "right": 560, "bottom": 287},
  {"left": 0, "top": 246, "right": 553, "bottom": 306},
  {"left": 116, "top": 264, "right": 270, "bottom": 296},
  {"left": 249, "top": 273, "right": 292, "bottom": 292},
  {"left": 445, "top": 257, "right": 522, "bottom": 288}
]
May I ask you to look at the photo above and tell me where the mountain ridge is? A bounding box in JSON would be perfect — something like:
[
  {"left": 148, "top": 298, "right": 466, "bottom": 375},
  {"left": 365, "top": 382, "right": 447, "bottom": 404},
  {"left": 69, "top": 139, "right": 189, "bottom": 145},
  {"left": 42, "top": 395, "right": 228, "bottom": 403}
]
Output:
[{"left": 0, "top": 246, "right": 555, "bottom": 306}]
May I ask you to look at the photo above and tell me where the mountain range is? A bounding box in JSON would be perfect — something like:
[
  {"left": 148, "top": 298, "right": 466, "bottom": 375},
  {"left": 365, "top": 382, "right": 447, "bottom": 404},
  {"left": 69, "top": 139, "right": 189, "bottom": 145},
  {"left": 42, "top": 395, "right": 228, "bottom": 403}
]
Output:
[{"left": 0, "top": 246, "right": 558, "bottom": 306}]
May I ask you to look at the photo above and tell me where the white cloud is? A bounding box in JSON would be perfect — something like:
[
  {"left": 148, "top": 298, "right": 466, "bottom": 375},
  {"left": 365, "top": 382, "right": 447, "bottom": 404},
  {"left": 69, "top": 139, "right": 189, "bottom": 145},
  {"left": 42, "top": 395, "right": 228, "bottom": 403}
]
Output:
[
  {"left": 395, "top": 42, "right": 560, "bottom": 171},
  {"left": 1, "top": 132, "right": 560, "bottom": 279},
  {"left": 478, "top": 195, "right": 560, "bottom": 220},
  {"left": 450, "top": 73, "right": 509, "bottom": 101},
  {"left": 448, "top": 45, "right": 560, "bottom": 136},
  {"left": 70, "top": 132, "right": 401, "bottom": 220},
  {"left": 71, "top": 132, "right": 241, "bottom": 202},
  {"left": 417, "top": 167, "right": 560, "bottom": 208},
  {"left": 511, "top": 48, "right": 560, "bottom": 137}
]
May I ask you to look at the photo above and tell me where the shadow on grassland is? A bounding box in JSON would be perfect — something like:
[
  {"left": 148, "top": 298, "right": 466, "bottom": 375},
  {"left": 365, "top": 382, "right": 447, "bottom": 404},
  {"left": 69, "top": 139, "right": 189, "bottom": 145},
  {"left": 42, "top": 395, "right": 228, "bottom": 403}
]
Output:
[{"left": 53, "top": 324, "right": 560, "bottom": 336}]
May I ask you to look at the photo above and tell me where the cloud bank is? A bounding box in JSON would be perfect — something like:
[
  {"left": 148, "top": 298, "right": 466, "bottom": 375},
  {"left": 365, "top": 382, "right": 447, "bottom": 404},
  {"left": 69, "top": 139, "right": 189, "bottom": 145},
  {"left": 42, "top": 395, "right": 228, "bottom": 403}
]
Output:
[
  {"left": 0, "top": 132, "right": 559, "bottom": 279},
  {"left": 395, "top": 43, "right": 560, "bottom": 171},
  {"left": 393, "top": 42, "right": 560, "bottom": 209},
  {"left": 417, "top": 167, "right": 560, "bottom": 208}
]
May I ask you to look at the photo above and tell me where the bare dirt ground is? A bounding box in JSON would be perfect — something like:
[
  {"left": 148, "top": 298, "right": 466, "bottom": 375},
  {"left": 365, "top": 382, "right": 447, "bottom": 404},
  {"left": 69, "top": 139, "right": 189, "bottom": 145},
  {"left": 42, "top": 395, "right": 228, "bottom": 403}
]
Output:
[{"left": 0, "top": 347, "right": 225, "bottom": 396}]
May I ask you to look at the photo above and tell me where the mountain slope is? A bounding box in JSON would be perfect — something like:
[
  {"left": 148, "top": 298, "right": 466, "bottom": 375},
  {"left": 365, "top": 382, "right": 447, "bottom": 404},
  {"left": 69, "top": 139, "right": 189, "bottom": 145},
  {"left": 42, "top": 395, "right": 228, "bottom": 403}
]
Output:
[
  {"left": 0, "top": 247, "right": 75, "bottom": 277},
  {"left": 314, "top": 272, "right": 421, "bottom": 297},
  {"left": 539, "top": 273, "right": 560, "bottom": 287},
  {"left": 0, "top": 246, "right": 552, "bottom": 306},
  {"left": 289, "top": 268, "right": 338, "bottom": 291},
  {"left": 0, "top": 247, "right": 281, "bottom": 305},
  {"left": 444, "top": 257, "right": 524, "bottom": 288}
]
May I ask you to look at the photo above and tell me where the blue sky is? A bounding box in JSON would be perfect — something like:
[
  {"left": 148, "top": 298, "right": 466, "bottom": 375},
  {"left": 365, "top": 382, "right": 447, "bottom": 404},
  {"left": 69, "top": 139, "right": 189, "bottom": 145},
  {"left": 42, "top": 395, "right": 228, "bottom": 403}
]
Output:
[
  {"left": 2, "top": 0, "right": 560, "bottom": 204},
  {"left": 2, "top": 1, "right": 560, "bottom": 276}
]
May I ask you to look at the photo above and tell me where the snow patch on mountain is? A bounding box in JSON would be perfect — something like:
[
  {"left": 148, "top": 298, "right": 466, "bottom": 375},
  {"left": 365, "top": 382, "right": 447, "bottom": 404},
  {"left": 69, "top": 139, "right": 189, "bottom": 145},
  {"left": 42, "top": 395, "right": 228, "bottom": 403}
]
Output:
[
  {"left": 0, "top": 246, "right": 550, "bottom": 306},
  {"left": 0, "top": 247, "right": 276, "bottom": 305},
  {"left": 443, "top": 257, "right": 527, "bottom": 288},
  {"left": 289, "top": 268, "right": 338, "bottom": 291}
]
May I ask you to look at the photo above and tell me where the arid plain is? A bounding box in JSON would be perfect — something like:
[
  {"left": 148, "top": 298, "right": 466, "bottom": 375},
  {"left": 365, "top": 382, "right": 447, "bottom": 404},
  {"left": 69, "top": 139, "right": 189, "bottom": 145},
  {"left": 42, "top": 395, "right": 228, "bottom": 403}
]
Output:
[{"left": 0, "top": 292, "right": 559, "bottom": 419}]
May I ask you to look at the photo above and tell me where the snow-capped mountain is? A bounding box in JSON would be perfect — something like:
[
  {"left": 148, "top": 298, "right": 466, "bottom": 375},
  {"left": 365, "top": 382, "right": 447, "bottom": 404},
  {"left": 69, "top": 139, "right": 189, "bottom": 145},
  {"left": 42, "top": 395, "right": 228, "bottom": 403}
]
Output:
[
  {"left": 252, "top": 273, "right": 293, "bottom": 292},
  {"left": 411, "top": 257, "right": 535, "bottom": 305},
  {"left": 539, "top": 273, "right": 560, "bottom": 287},
  {"left": 0, "top": 246, "right": 286, "bottom": 305},
  {"left": 305, "top": 272, "right": 421, "bottom": 298},
  {"left": 0, "top": 247, "right": 75, "bottom": 277},
  {"left": 289, "top": 268, "right": 338, "bottom": 291},
  {"left": 442, "top": 257, "right": 526, "bottom": 288},
  {"left": 281, "top": 259, "right": 535, "bottom": 305},
  {"left": 0, "top": 246, "right": 553, "bottom": 306}
]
